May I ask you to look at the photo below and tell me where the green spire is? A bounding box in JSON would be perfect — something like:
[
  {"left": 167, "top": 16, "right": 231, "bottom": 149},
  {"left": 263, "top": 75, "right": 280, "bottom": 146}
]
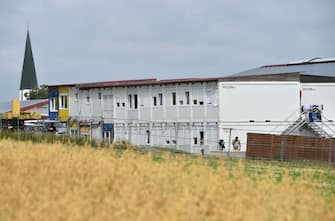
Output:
[{"left": 20, "top": 29, "right": 38, "bottom": 90}]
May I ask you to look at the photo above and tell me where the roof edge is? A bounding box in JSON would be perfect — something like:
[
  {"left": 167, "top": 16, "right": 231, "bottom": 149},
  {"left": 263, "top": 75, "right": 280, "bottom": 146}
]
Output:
[
  {"left": 48, "top": 77, "right": 226, "bottom": 89},
  {"left": 261, "top": 59, "right": 335, "bottom": 68}
]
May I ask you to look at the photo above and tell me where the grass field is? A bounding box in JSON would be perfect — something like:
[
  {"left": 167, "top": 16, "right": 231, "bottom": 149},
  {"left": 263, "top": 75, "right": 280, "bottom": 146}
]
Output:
[{"left": 0, "top": 139, "right": 334, "bottom": 221}]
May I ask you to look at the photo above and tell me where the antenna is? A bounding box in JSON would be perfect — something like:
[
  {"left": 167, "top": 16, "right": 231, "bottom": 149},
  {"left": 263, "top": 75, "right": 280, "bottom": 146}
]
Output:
[{"left": 305, "top": 57, "right": 322, "bottom": 63}]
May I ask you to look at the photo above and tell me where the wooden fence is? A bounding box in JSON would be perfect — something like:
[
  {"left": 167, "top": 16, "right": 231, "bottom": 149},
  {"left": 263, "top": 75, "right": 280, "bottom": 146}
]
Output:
[{"left": 246, "top": 133, "right": 335, "bottom": 163}]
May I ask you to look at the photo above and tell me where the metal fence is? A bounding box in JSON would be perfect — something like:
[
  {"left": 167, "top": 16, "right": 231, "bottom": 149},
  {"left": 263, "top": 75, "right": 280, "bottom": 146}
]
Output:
[{"left": 246, "top": 133, "right": 334, "bottom": 164}]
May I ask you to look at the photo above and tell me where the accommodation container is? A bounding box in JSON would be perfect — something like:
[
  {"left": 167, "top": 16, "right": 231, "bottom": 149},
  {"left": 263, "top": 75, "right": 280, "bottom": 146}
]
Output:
[{"left": 48, "top": 59, "right": 335, "bottom": 153}]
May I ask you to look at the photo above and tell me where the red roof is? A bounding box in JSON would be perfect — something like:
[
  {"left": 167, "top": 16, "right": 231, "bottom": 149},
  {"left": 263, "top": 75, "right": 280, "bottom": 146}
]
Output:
[
  {"left": 48, "top": 77, "right": 225, "bottom": 89},
  {"left": 20, "top": 100, "right": 48, "bottom": 112}
]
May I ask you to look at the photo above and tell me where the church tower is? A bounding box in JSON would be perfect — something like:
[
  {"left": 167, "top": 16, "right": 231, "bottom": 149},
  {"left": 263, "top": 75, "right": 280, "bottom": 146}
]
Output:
[{"left": 19, "top": 29, "right": 38, "bottom": 100}]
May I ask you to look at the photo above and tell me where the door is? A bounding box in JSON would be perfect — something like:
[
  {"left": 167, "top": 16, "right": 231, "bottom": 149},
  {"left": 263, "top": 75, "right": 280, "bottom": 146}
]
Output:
[
  {"left": 103, "top": 123, "right": 114, "bottom": 144},
  {"left": 103, "top": 94, "right": 113, "bottom": 122}
]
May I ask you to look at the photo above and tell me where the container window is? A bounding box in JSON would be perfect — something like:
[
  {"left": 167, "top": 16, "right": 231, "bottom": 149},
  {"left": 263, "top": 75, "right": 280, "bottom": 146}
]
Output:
[
  {"left": 172, "top": 92, "right": 176, "bottom": 105},
  {"left": 159, "top": 93, "right": 163, "bottom": 105}
]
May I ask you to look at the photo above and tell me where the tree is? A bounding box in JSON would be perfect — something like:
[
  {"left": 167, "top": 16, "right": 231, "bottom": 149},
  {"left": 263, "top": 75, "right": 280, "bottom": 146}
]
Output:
[{"left": 24, "top": 85, "right": 48, "bottom": 100}]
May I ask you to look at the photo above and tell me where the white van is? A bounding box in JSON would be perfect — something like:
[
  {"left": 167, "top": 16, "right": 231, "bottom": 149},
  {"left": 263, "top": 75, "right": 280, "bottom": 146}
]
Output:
[{"left": 24, "top": 120, "right": 67, "bottom": 134}]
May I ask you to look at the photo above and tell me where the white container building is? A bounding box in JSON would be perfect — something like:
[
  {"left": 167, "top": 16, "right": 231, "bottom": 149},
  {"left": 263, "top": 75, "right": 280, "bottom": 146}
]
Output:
[{"left": 48, "top": 58, "right": 335, "bottom": 154}]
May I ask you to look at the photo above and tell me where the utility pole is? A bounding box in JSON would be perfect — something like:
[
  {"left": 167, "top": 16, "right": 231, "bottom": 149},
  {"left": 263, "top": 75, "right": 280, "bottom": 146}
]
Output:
[
  {"left": 128, "top": 122, "right": 132, "bottom": 144},
  {"left": 227, "top": 128, "right": 232, "bottom": 157},
  {"left": 175, "top": 123, "right": 179, "bottom": 150},
  {"left": 329, "top": 138, "right": 333, "bottom": 165},
  {"left": 280, "top": 136, "right": 285, "bottom": 161},
  {"left": 17, "top": 116, "right": 20, "bottom": 140},
  {"left": 90, "top": 120, "right": 92, "bottom": 140}
]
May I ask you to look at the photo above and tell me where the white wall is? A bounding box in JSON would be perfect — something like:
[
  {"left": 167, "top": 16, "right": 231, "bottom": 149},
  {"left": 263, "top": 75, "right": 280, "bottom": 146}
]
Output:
[
  {"left": 72, "top": 80, "right": 335, "bottom": 153},
  {"left": 218, "top": 81, "right": 301, "bottom": 151},
  {"left": 69, "top": 87, "right": 78, "bottom": 117},
  {"left": 219, "top": 122, "right": 291, "bottom": 152},
  {"left": 114, "top": 122, "right": 218, "bottom": 154},
  {"left": 102, "top": 88, "right": 114, "bottom": 123},
  {"left": 100, "top": 83, "right": 220, "bottom": 123},
  {"left": 301, "top": 83, "right": 335, "bottom": 120},
  {"left": 68, "top": 80, "right": 335, "bottom": 153},
  {"left": 68, "top": 81, "right": 220, "bottom": 153},
  {"left": 219, "top": 81, "right": 301, "bottom": 122}
]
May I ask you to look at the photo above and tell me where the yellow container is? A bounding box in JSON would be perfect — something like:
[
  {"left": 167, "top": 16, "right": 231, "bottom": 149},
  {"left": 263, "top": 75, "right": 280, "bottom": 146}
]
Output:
[
  {"left": 58, "top": 86, "right": 70, "bottom": 122},
  {"left": 12, "top": 99, "right": 20, "bottom": 116},
  {"left": 59, "top": 109, "right": 69, "bottom": 122},
  {"left": 58, "top": 87, "right": 69, "bottom": 94}
]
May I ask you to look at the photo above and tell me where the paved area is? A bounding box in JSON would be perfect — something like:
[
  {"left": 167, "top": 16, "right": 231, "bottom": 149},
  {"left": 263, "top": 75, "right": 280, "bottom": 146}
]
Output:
[{"left": 209, "top": 150, "right": 246, "bottom": 158}]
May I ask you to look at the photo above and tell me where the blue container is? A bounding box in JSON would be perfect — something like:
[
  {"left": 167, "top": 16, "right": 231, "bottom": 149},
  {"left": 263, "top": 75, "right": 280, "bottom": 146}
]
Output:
[{"left": 103, "top": 123, "right": 113, "bottom": 132}]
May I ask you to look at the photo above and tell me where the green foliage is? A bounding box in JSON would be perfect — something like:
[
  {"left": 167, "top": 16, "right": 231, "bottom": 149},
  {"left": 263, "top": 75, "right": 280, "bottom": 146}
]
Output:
[
  {"left": 25, "top": 85, "right": 48, "bottom": 100},
  {"left": 152, "top": 155, "right": 164, "bottom": 163},
  {"left": 207, "top": 160, "right": 219, "bottom": 169},
  {"left": 0, "top": 130, "right": 106, "bottom": 148}
]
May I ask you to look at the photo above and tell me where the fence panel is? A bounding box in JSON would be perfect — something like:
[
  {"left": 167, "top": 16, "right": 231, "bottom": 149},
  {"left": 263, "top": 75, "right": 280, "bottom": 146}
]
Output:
[{"left": 246, "top": 133, "right": 335, "bottom": 163}]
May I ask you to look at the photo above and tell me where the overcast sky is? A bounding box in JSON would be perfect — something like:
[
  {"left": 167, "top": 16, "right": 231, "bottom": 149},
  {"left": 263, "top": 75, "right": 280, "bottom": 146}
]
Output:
[{"left": 0, "top": 0, "right": 334, "bottom": 101}]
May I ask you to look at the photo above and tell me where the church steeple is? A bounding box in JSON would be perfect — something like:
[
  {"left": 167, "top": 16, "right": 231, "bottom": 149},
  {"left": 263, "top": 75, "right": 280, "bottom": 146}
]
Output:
[{"left": 20, "top": 29, "right": 38, "bottom": 100}]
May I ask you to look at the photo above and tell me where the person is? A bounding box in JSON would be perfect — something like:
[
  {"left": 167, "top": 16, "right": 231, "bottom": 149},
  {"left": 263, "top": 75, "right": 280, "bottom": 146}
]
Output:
[
  {"left": 232, "top": 136, "right": 241, "bottom": 152},
  {"left": 200, "top": 147, "right": 205, "bottom": 156},
  {"left": 219, "top": 139, "right": 225, "bottom": 151},
  {"left": 302, "top": 105, "right": 310, "bottom": 121},
  {"left": 48, "top": 123, "right": 56, "bottom": 133}
]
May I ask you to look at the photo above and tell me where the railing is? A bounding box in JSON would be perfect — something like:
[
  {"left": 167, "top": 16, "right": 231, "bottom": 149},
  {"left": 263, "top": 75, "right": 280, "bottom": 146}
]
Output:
[
  {"left": 282, "top": 117, "right": 306, "bottom": 135},
  {"left": 306, "top": 122, "right": 330, "bottom": 138},
  {"left": 270, "top": 108, "right": 301, "bottom": 134},
  {"left": 280, "top": 110, "right": 335, "bottom": 138},
  {"left": 318, "top": 114, "right": 335, "bottom": 137}
]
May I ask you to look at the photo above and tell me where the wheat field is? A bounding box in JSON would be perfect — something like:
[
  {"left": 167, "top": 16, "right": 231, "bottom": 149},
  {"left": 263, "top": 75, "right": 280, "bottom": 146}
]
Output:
[{"left": 0, "top": 139, "right": 334, "bottom": 221}]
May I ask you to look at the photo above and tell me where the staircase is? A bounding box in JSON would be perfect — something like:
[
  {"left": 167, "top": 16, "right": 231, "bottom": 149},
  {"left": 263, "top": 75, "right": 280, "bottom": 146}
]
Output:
[
  {"left": 306, "top": 122, "right": 331, "bottom": 138},
  {"left": 282, "top": 112, "right": 335, "bottom": 138},
  {"left": 282, "top": 117, "right": 306, "bottom": 135}
]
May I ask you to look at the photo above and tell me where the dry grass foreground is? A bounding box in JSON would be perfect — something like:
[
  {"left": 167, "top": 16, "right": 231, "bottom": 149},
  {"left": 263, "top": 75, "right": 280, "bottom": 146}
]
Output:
[{"left": 0, "top": 139, "right": 334, "bottom": 221}]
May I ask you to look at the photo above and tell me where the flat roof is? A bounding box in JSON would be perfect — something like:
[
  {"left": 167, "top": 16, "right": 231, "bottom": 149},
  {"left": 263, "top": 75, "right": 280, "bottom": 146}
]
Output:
[
  {"left": 48, "top": 77, "right": 225, "bottom": 89},
  {"left": 47, "top": 58, "right": 335, "bottom": 89},
  {"left": 235, "top": 58, "right": 335, "bottom": 77}
]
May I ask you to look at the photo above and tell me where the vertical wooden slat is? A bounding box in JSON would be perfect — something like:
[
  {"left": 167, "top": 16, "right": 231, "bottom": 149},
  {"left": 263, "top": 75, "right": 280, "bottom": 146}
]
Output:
[{"left": 246, "top": 133, "right": 334, "bottom": 163}]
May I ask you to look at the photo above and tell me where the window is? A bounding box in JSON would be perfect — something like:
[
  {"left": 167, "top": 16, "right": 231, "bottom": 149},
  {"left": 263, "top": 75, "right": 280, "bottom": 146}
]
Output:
[
  {"left": 206, "top": 90, "right": 213, "bottom": 104},
  {"left": 128, "top": 95, "right": 132, "bottom": 109},
  {"left": 193, "top": 137, "right": 198, "bottom": 145},
  {"left": 50, "top": 97, "right": 57, "bottom": 111},
  {"left": 103, "top": 131, "right": 109, "bottom": 139},
  {"left": 172, "top": 92, "right": 176, "bottom": 105},
  {"left": 75, "top": 93, "right": 78, "bottom": 101},
  {"left": 122, "top": 102, "right": 125, "bottom": 107},
  {"left": 98, "top": 92, "right": 102, "bottom": 100},
  {"left": 153, "top": 97, "right": 157, "bottom": 106},
  {"left": 193, "top": 100, "right": 197, "bottom": 105},
  {"left": 60, "top": 95, "right": 68, "bottom": 109},
  {"left": 185, "top": 91, "right": 190, "bottom": 104},
  {"left": 128, "top": 94, "right": 138, "bottom": 109},
  {"left": 116, "top": 102, "right": 120, "bottom": 107},
  {"left": 179, "top": 100, "right": 183, "bottom": 105},
  {"left": 86, "top": 95, "right": 90, "bottom": 103},
  {"left": 134, "top": 94, "right": 138, "bottom": 109},
  {"left": 199, "top": 101, "right": 204, "bottom": 105},
  {"left": 146, "top": 130, "right": 150, "bottom": 144},
  {"left": 200, "top": 131, "right": 204, "bottom": 145},
  {"left": 158, "top": 93, "right": 163, "bottom": 105}
]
